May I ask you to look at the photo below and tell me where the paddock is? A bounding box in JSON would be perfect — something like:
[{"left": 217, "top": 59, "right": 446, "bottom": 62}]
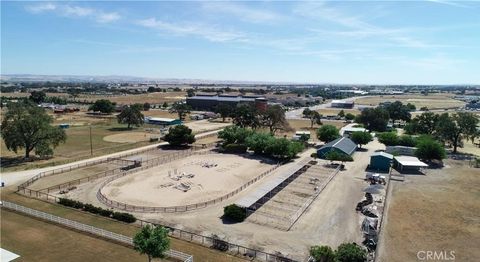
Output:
[{"left": 100, "top": 153, "right": 277, "bottom": 207}]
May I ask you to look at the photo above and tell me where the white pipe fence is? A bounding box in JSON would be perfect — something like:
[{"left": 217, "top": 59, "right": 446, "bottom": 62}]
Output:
[{"left": 0, "top": 201, "right": 193, "bottom": 262}]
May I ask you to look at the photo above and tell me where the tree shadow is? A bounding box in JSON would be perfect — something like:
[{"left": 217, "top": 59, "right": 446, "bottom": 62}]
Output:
[
  {"left": 0, "top": 156, "right": 47, "bottom": 168},
  {"left": 356, "top": 148, "right": 368, "bottom": 152}
]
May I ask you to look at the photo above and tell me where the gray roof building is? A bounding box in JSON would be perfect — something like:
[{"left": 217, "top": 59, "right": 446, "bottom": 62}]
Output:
[{"left": 317, "top": 137, "right": 357, "bottom": 159}]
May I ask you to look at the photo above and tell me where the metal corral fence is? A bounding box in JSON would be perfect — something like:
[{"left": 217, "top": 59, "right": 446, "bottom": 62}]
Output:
[
  {"left": 38, "top": 147, "right": 214, "bottom": 194},
  {"left": 97, "top": 161, "right": 281, "bottom": 213},
  {"left": 287, "top": 165, "right": 341, "bottom": 231},
  {"left": 18, "top": 141, "right": 217, "bottom": 194},
  {"left": 137, "top": 219, "right": 297, "bottom": 262},
  {"left": 0, "top": 201, "right": 194, "bottom": 262}
]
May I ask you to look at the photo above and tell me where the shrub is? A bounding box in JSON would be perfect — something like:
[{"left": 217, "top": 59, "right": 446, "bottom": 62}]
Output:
[
  {"left": 113, "top": 212, "right": 137, "bottom": 223},
  {"left": 398, "top": 135, "right": 416, "bottom": 147},
  {"left": 223, "top": 204, "right": 246, "bottom": 222},
  {"left": 99, "top": 209, "right": 114, "bottom": 218},
  {"left": 335, "top": 243, "right": 367, "bottom": 262},
  {"left": 377, "top": 132, "right": 399, "bottom": 146},
  {"left": 223, "top": 143, "right": 248, "bottom": 153},
  {"left": 415, "top": 137, "right": 446, "bottom": 161},
  {"left": 310, "top": 245, "right": 336, "bottom": 262},
  {"left": 311, "top": 153, "right": 318, "bottom": 158}
]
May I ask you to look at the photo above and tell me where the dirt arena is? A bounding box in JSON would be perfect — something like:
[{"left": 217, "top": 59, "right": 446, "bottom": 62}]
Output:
[{"left": 101, "top": 153, "right": 277, "bottom": 207}]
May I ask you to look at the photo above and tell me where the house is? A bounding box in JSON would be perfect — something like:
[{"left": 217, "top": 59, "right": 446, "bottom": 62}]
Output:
[
  {"left": 369, "top": 152, "right": 393, "bottom": 172},
  {"left": 393, "top": 156, "right": 428, "bottom": 172},
  {"left": 317, "top": 137, "right": 357, "bottom": 159},
  {"left": 144, "top": 117, "right": 182, "bottom": 126}
]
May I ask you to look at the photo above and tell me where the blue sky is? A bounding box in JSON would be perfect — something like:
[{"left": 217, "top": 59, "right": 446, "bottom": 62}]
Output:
[{"left": 1, "top": 1, "right": 480, "bottom": 84}]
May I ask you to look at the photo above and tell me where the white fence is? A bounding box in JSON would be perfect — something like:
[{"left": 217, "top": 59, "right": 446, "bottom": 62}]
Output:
[{"left": 0, "top": 201, "right": 193, "bottom": 262}]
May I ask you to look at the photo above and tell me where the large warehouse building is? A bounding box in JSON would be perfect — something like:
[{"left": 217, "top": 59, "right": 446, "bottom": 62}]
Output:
[
  {"left": 186, "top": 94, "right": 267, "bottom": 111},
  {"left": 330, "top": 100, "right": 355, "bottom": 109}
]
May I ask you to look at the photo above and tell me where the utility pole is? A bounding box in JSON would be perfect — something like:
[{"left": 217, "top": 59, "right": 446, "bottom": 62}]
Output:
[{"left": 89, "top": 125, "right": 93, "bottom": 156}]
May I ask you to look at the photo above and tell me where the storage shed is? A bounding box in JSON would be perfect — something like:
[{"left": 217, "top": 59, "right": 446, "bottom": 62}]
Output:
[
  {"left": 317, "top": 137, "right": 357, "bottom": 159},
  {"left": 369, "top": 152, "right": 393, "bottom": 172}
]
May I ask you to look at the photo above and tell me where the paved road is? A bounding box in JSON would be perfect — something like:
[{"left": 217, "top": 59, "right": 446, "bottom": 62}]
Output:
[{"left": 0, "top": 129, "right": 222, "bottom": 186}]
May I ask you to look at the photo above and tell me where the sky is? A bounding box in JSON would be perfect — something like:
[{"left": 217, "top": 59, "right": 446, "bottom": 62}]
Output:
[{"left": 1, "top": 1, "right": 480, "bottom": 84}]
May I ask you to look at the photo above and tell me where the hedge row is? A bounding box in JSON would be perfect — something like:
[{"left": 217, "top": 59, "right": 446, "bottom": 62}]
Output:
[{"left": 58, "top": 198, "right": 136, "bottom": 223}]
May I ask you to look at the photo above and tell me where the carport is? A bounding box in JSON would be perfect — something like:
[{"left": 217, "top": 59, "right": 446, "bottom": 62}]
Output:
[{"left": 393, "top": 156, "right": 428, "bottom": 172}]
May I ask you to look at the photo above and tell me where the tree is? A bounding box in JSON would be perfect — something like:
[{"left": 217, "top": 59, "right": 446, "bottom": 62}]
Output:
[
  {"left": 356, "top": 107, "right": 390, "bottom": 132},
  {"left": 302, "top": 108, "right": 312, "bottom": 118},
  {"left": 133, "top": 225, "right": 170, "bottom": 262},
  {"left": 307, "top": 111, "right": 322, "bottom": 128},
  {"left": 338, "top": 110, "right": 345, "bottom": 118},
  {"left": 265, "top": 138, "right": 303, "bottom": 159},
  {"left": 436, "top": 112, "right": 479, "bottom": 153},
  {"left": 345, "top": 113, "right": 355, "bottom": 121},
  {"left": 406, "top": 103, "right": 416, "bottom": 111},
  {"left": 260, "top": 105, "right": 290, "bottom": 135},
  {"left": 147, "top": 86, "right": 156, "bottom": 93},
  {"left": 89, "top": 99, "right": 115, "bottom": 114},
  {"left": 164, "top": 125, "right": 195, "bottom": 146},
  {"left": 405, "top": 112, "right": 439, "bottom": 135},
  {"left": 117, "top": 105, "right": 144, "bottom": 129},
  {"left": 350, "top": 131, "right": 372, "bottom": 148},
  {"left": 377, "top": 132, "right": 399, "bottom": 146},
  {"left": 385, "top": 101, "right": 411, "bottom": 124},
  {"left": 316, "top": 125, "right": 340, "bottom": 143},
  {"left": 415, "top": 137, "right": 446, "bottom": 161},
  {"left": 29, "top": 90, "right": 47, "bottom": 104},
  {"left": 169, "top": 102, "right": 191, "bottom": 120},
  {"left": 335, "top": 243, "right": 366, "bottom": 262},
  {"left": 1, "top": 102, "right": 66, "bottom": 158},
  {"left": 186, "top": 89, "right": 195, "bottom": 97},
  {"left": 218, "top": 126, "right": 253, "bottom": 146},
  {"left": 310, "top": 245, "right": 335, "bottom": 262},
  {"left": 245, "top": 132, "right": 275, "bottom": 154},
  {"left": 214, "top": 104, "right": 232, "bottom": 122},
  {"left": 162, "top": 102, "right": 169, "bottom": 108},
  {"left": 143, "top": 102, "right": 151, "bottom": 111},
  {"left": 232, "top": 103, "right": 259, "bottom": 129}
]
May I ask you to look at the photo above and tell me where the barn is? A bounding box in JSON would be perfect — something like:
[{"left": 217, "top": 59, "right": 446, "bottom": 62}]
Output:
[
  {"left": 369, "top": 152, "right": 393, "bottom": 172},
  {"left": 317, "top": 137, "right": 357, "bottom": 159}
]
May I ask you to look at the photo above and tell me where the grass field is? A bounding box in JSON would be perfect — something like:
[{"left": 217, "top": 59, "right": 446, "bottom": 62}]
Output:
[
  {"left": 1, "top": 187, "right": 244, "bottom": 262},
  {"left": 378, "top": 159, "right": 480, "bottom": 262},
  {"left": 1, "top": 210, "right": 153, "bottom": 262},
  {"left": 355, "top": 93, "right": 466, "bottom": 109},
  {"left": 0, "top": 91, "right": 187, "bottom": 105}
]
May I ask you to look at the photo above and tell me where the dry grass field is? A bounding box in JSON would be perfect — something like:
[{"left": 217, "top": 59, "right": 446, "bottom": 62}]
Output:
[
  {"left": 0, "top": 91, "right": 186, "bottom": 105},
  {"left": 377, "top": 159, "right": 480, "bottom": 262},
  {"left": 355, "top": 93, "right": 465, "bottom": 109},
  {"left": 1, "top": 187, "right": 245, "bottom": 262},
  {"left": 1, "top": 210, "right": 152, "bottom": 262}
]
